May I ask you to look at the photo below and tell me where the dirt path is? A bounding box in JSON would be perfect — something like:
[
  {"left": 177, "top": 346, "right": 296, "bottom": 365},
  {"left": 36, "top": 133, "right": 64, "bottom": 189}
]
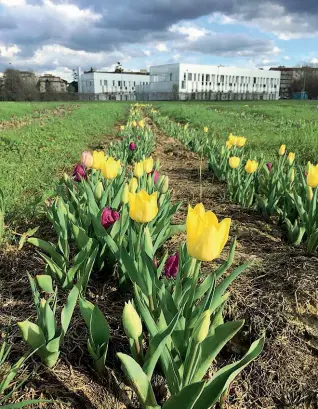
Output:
[{"left": 152, "top": 122, "right": 318, "bottom": 409}]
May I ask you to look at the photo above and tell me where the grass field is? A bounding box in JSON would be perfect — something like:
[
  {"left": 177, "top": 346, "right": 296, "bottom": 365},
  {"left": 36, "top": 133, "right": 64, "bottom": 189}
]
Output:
[
  {"left": 0, "top": 102, "right": 128, "bottom": 224},
  {"left": 153, "top": 100, "right": 318, "bottom": 163}
]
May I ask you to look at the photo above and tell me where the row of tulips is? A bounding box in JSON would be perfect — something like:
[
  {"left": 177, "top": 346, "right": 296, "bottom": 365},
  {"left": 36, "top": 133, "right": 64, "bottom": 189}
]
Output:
[
  {"left": 3, "top": 104, "right": 263, "bottom": 408},
  {"left": 149, "top": 108, "right": 318, "bottom": 252}
]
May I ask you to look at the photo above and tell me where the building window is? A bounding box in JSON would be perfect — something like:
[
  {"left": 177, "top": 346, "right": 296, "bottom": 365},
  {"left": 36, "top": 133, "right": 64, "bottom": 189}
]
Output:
[
  {"left": 181, "top": 80, "right": 186, "bottom": 89},
  {"left": 113, "top": 80, "right": 115, "bottom": 86},
  {"left": 183, "top": 73, "right": 186, "bottom": 80},
  {"left": 170, "top": 73, "right": 173, "bottom": 81},
  {"left": 220, "top": 75, "right": 224, "bottom": 83},
  {"left": 100, "top": 80, "right": 102, "bottom": 86},
  {"left": 253, "top": 77, "right": 257, "bottom": 84},
  {"left": 134, "top": 81, "right": 136, "bottom": 86},
  {"left": 241, "top": 76, "right": 244, "bottom": 83},
  {"left": 104, "top": 80, "right": 107, "bottom": 86},
  {"left": 198, "top": 74, "right": 201, "bottom": 81},
  {"left": 188, "top": 73, "right": 192, "bottom": 81},
  {"left": 194, "top": 73, "right": 196, "bottom": 81},
  {"left": 118, "top": 81, "right": 121, "bottom": 86}
]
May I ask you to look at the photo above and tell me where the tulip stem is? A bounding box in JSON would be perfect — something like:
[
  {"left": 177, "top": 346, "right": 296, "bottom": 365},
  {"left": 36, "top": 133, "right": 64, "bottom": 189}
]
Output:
[
  {"left": 134, "top": 337, "right": 143, "bottom": 365},
  {"left": 183, "top": 341, "right": 199, "bottom": 387},
  {"left": 148, "top": 295, "right": 155, "bottom": 312}
]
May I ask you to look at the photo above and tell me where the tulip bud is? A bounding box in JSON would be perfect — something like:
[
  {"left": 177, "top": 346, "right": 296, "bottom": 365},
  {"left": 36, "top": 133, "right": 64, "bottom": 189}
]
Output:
[
  {"left": 164, "top": 253, "right": 179, "bottom": 279},
  {"left": 63, "top": 173, "right": 70, "bottom": 183},
  {"left": 73, "top": 164, "right": 86, "bottom": 182},
  {"left": 129, "top": 142, "right": 136, "bottom": 151},
  {"left": 158, "top": 175, "right": 169, "bottom": 193},
  {"left": 279, "top": 144, "right": 286, "bottom": 156},
  {"left": 101, "top": 207, "right": 120, "bottom": 229},
  {"left": 193, "top": 310, "right": 211, "bottom": 344},
  {"left": 129, "top": 177, "right": 138, "bottom": 193},
  {"left": 266, "top": 162, "right": 273, "bottom": 172},
  {"left": 289, "top": 168, "right": 295, "bottom": 183},
  {"left": 306, "top": 161, "right": 312, "bottom": 174},
  {"left": 122, "top": 301, "right": 142, "bottom": 340},
  {"left": 121, "top": 183, "right": 129, "bottom": 204},
  {"left": 306, "top": 186, "right": 313, "bottom": 201},
  {"left": 143, "top": 226, "right": 153, "bottom": 255},
  {"left": 94, "top": 181, "right": 104, "bottom": 201}
]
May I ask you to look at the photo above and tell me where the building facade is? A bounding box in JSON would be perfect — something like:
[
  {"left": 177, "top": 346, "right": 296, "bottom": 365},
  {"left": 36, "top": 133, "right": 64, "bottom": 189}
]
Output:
[
  {"left": 136, "top": 63, "right": 281, "bottom": 101},
  {"left": 38, "top": 74, "right": 68, "bottom": 93},
  {"left": 77, "top": 67, "right": 150, "bottom": 100},
  {"left": 270, "top": 66, "right": 318, "bottom": 98}
]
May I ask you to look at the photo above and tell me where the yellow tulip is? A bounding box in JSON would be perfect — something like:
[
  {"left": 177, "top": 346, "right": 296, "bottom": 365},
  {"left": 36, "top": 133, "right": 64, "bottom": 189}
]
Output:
[
  {"left": 229, "top": 156, "right": 241, "bottom": 169},
  {"left": 138, "top": 119, "right": 145, "bottom": 128},
  {"left": 128, "top": 190, "right": 158, "bottom": 223},
  {"left": 279, "top": 144, "right": 286, "bottom": 156},
  {"left": 129, "top": 177, "right": 138, "bottom": 193},
  {"left": 120, "top": 125, "right": 125, "bottom": 131},
  {"left": 101, "top": 157, "right": 121, "bottom": 179},
  {"left": 236, "top": 137, "right": 247, "bottom": 147},
  {"left": 186, "top": 203, "right": 231, "bottom": 262},
  {"left": 287, "top": 152, "right": 295, "bottom": 166},
  {"left": 307, "top": 164, "right": 318, "bottom": 188},
  {"left": 245, "top": 159, "right": 258, "bottom": 174},
  {"left": 184, "top": 123, "right": 189, "bottom": 130},
  {"left": 306, "top": 161, "right": 313, "bottom": 174},
  {"left": 134, "top": 161, "right": 144, "bottom": 178},
  {"left": 203, "top": 127, "right": 208, "bottom": 133},
  {"left": 121, "top": 183, "right": 129, "bottom": 204},
  {"left": 225, "top": 140, "right": 233, "bottom": 149},
  {"left": 143, "top": 157, "right": 154, "bottom": 174},
  {"left": 228, "top": 133, "right": 238, "bottom": 145},
  {"left": 133, "top": 120, "right": 137, "bottom": 127},
  {"left": 92, "top": 150, "right": 106, "bottom": 170}
]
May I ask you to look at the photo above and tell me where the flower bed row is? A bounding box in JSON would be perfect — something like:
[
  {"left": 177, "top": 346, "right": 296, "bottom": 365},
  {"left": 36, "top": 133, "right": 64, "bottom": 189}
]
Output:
[
  {"left": 149, "top": 108, "right": 318, "bottom": 253},
  {"left": 1, "top": 104, "right": 263, "bottom": 409}
]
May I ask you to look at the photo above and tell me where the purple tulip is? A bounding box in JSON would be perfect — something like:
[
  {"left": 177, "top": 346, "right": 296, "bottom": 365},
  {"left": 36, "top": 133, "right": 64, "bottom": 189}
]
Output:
[
  {"left": 72, "top": 164, "right": 86, "bottom": 182},
  {"left": 266, "top": 162, "right": 273, "bottom": 172},
  {"left": 129, "top": 142, "right": 136, "bottom": 151},
  {"left": 101, "top": 207, "right": 120, "bottom": 229},
  {"left": 152, "top": 170, "right": 160, "bottom": 184},
  {"left": 164, "top": 253, "right": 179, "bottom": 279}
]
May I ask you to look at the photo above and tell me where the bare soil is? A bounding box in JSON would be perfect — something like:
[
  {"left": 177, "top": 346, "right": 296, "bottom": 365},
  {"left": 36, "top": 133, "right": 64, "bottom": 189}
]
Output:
[{"left": 0, "top": 119, "right": 317, "bottom": 409}]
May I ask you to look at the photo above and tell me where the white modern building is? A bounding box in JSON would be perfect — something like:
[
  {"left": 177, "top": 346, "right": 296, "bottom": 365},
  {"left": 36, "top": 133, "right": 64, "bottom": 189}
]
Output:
[
  {"left": 136, "top": 63, "right": 281, "bottom": 101},
  {"left": 77, "top": 67, "right": 150, "bottom": 100}
]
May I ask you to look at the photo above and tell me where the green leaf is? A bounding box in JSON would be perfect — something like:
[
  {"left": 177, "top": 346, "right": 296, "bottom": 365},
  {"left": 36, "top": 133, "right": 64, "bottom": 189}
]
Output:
[
  {"left": 71, "top": 223, "right": 90, "bottom": 249},
  {"left": 193, "top": 336, "right": 265, "bottom": 409},
  {"left": 1, "top": 400, "right": 55, "bottom": 408},
  {"left": 143, "top": 311, "right": 180, "bottom": 379},
  {"left": 192, "top": 320, "right": 244, "bottom": 383},
  {"left": 90, "top": 305, "right": 110, "bottom": 347},
  {"left": 162, "top": 382, "right": 205, "bottom": 409},
  {"left": 79, "top": 297, "right": 94, "bottom": 328},
  {"left": 18, "top": 321, "right": 46, "bottom": 350},
  {"left": 27, "top": 238, "right": 64, "bottom": 266},
  {"left": 61, "top": 285, "right": 79, "bottom": 337},
  {"left": 117, "top": 353, "right": 160, "bottom": 409},
  {"left": 44, "top": 302, "right": 56, "bottom": 341},
  {"left": 35, "top": 275, "right": 54, "bottom": 293},
  {"left": 18, "top": 226, "right": 40, "bottom": 250}
]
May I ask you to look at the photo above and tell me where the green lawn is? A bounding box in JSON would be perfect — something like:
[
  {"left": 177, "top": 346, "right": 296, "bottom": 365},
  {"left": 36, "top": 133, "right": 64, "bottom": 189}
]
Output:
[
  {"left": 0, "top": 102, "right": 129, "bottom": 224},
  {"left": 0, "top": 101, "right": 76, "bottom": 121},
  {"left": 153, "top": 100, "right": 318, "bottom": 163}
]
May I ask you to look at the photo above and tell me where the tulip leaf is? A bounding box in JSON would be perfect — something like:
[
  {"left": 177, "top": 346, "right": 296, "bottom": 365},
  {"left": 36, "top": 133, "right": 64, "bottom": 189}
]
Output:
[
  {"left": 44, "top": 302, "right": 56, "bottom": 341},
  {"left": 35, "top": 275, "right": 54, "bottom": 294},
  {"left": 192, "top": 320, "right": 245, "bottom": 383},
  {"left": 1, "top": 400, "right": 55, "bottom": 408},
  {"left": 18, "top": 226, "right": 40, "bottom": 250},
  {"left": 162, "top": 381, "right": 205, "bottom": 409},
  {"left": 90, "top": 305, "right": 110, "bottom": 347},
  {"left": 61, "top": 285, "right": 79, "bottom": 337},
  {"left": 211, "top": 263, "right": 249, "bottom": 312},
  {"left": 143, "top": 311, "right": 180, "bottom": 379},
  {"left": 103, "top": 232, "right": 120, "bottom": 258},
  {"left": 79, "top": 296, "right": 94, "bottom": 328},
  {"left": 18, "top": 321, "right": 46, "bottom": 351},
  {"left": 117, "top": 353, "right": 160, "bottom": 409},
  {"left": 121, "top": 247, "right": 148, "bottom": 295},
  {"left": 27, "top": 238, "right": 64, "bottom": 266},
  {"left": 71, "top": 223, "right": 90, "bottom": 249},
  {"left": 193, "top": 335, "right": 265, "bottom": 409}
]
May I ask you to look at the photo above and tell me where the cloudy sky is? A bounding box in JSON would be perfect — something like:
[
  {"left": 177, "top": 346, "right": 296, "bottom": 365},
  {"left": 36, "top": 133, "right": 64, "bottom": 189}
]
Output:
[{"left": 0, "top": 0, "right": 318, "bottom": 81}]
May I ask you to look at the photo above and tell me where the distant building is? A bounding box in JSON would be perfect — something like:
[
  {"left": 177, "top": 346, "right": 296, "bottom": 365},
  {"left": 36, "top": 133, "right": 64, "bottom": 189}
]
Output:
[
  {"left": 38, "top": 74, "right": 68, "bottom": 93},
  {"left": 77, "top": 67, "right": 150, "bottom": 100},
  {"left": 270, "top": 66, "right": 318, "bottom": 98},
  {"left": 136, "top": 63, "right": 281, "bottom": 101}
]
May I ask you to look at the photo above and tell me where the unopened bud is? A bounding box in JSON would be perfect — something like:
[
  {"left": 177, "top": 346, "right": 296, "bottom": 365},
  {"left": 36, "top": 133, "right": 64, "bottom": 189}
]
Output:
[
  {"left": 121, "top": 183, "right": 129, "bottom": 204},
  {"left": 158, "top": 175, "right": 169, "bottom": 193},
  {"left": 193, "top": 310, "right": 211, "bottom": 344},
  {"left": 63, "top": 173, "right": 70, "bottom": 184},
  {"left": 122, "top": 301, "right": 142, "bottom": 340},
  {"left": 129, "top": 177, "right": 138, "bottom": 193},
  {"left": 94, "top": 181, "right": 104, "bottom": 201},
  {"left": 307, "top": 186, "right": 313, "bottom": 201},
  {"left": 289, "top": 168, "right": 295, "bottom": 183}
]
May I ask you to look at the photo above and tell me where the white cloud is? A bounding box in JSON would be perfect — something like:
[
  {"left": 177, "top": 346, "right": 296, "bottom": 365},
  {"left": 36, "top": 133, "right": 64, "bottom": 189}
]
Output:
[
  {"left": 170, "top": 24, "right": 207, "bottom": 41},
  {"left": 310, "top": 58, "right": 318, "bottom": 64},
  {"left": 0, "top": 44, "right": 20, "bottom": 58},
  {"left": 156, "top": 43, "right": 168, "bottom": 52},
  {"left": 283, "top": 56, "right": 290, "bottom": 60}
]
